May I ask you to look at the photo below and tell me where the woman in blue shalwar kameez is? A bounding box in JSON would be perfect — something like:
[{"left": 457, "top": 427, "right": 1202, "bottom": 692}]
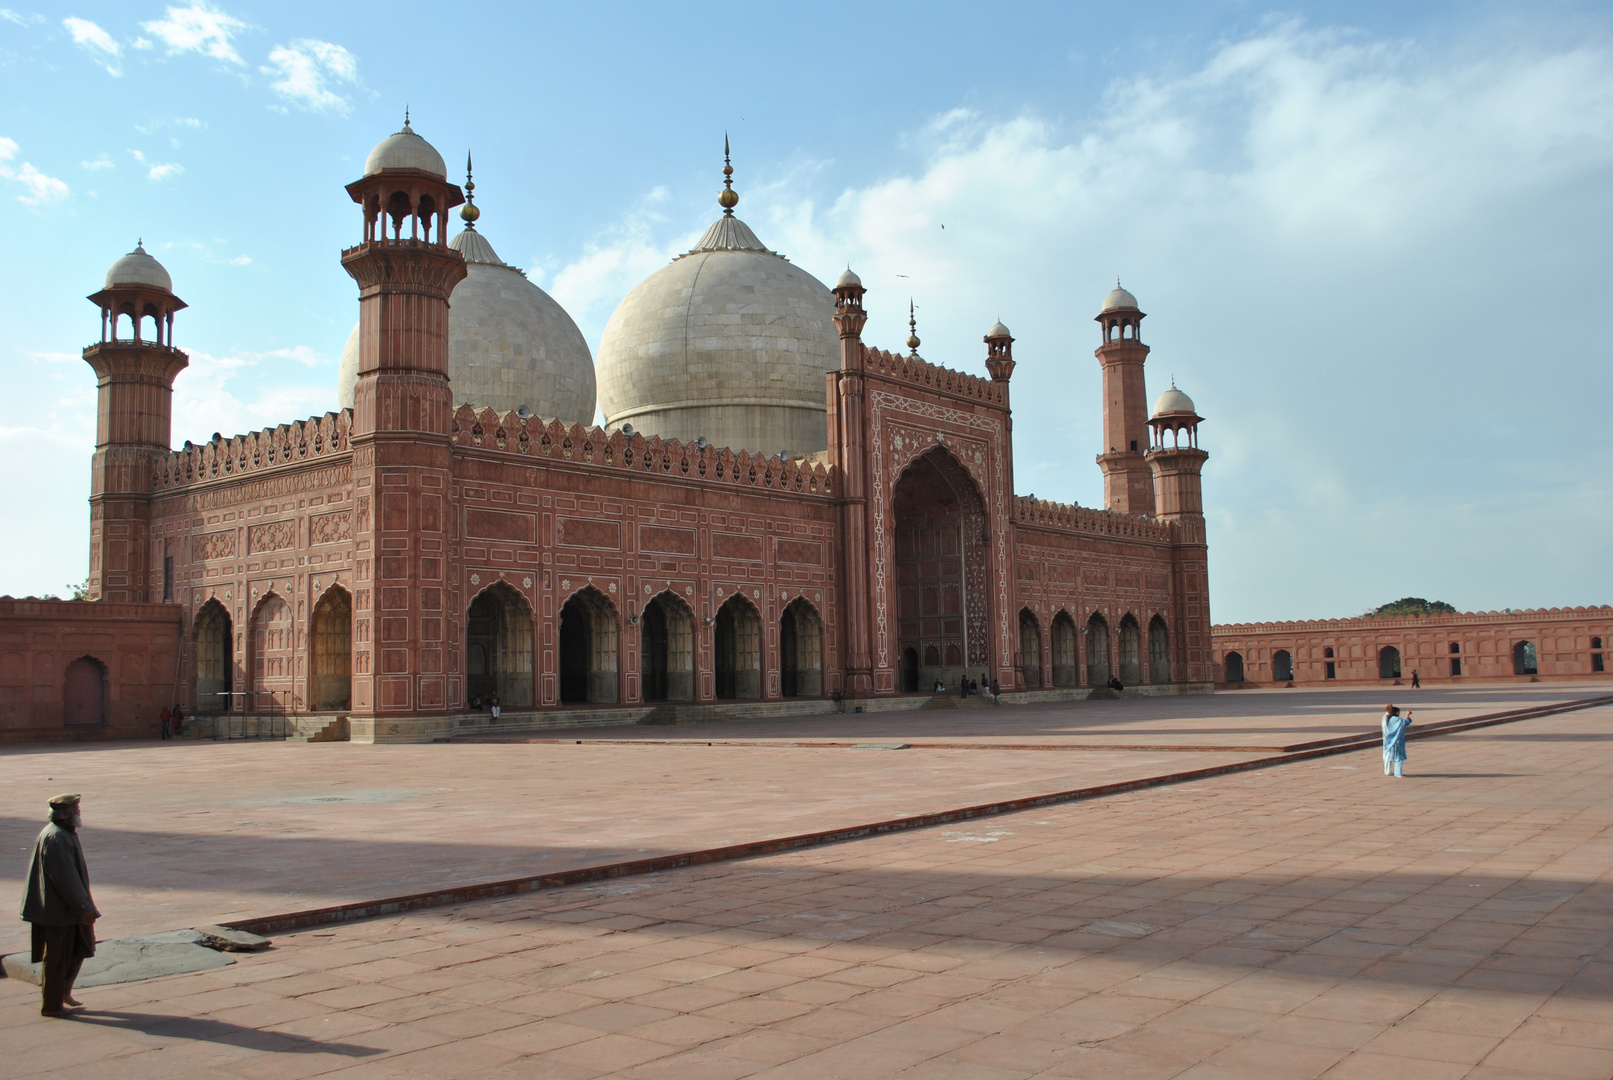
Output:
[{"left": 1382, "top": 704, "right": 1412, "bottom": 777}]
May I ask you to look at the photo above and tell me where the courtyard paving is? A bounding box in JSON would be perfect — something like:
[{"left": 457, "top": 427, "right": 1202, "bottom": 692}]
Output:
[{"left": 3, "top": 684, "right": 1612, "bottom": 1076}]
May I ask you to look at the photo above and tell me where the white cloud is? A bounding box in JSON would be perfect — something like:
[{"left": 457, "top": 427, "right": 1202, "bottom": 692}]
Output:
[
  {"left": 147, "top": 162, "right": 183, "bottom": 180},
  {"left": 548, "top": 187, "right": 692, "bottom": 333},
  {"left": 171, "top": 349, "right": 336, "bottom": 446},
  {"left": 226, "top": 254, "right": 250, "bottom": 265},
  {"left": 131, "top": 36, "right": 152, "bottom": 49},
  {"left": 1, "top": 10, "right": 45, "bottom": 26},
  {"left": 81, "top": 155, "right": 113, "bottom": 170},
  {"left": 262, "top": 39, "right": 359, "bottom": 113},
  {"left": 141, "top": 2, "right": 246, "bottom": 64},
  {"left": 0, "top": 137, "right": 69, "bottom": 206},
  {"left": 62, "top": 16, "right": 120, "bottom": 74}
]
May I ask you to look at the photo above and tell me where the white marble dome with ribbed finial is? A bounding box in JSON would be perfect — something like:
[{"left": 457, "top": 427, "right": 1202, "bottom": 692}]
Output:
[
  {"left": 1101, "top": 284, "right": 1139, "bottom": 312},
  {"left": 364, "top": 120, "right": 447, "bottom": 177},
  {"left": 337, "top": 210, "right": 595, "bottom": 423},
  {"left": 1152, "top": 383, "right": 1197, "bottom": 417},
  {"left": 104, "top": 242, "right": 173, "bottom": 292},
  {"left": 594, "top": 164, "right": 838, "bottom": 456}
]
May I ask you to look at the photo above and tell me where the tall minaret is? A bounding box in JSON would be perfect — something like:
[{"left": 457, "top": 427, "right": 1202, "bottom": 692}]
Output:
[
  {"left": 340, "top": 115, "right": 466, "bottom": 739},
  {"left": 84, "top": 243, "right": 189, "bottom": 602},
  {"left": 1094, "top": 282, "right": 1155, "bottom": 516},
  {"left": 1147, "top": 381, "right": 1208, "bottom": 537}
]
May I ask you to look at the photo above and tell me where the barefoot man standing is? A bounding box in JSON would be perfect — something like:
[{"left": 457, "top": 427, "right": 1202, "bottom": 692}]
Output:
[{"left": 20, "top": 793, "right": 99, "bottom": 1016}]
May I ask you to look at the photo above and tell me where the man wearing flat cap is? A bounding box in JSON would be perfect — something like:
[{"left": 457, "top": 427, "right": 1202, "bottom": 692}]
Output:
[{"left": 20, "top": 793, "right": 99, "bottom": 1016}]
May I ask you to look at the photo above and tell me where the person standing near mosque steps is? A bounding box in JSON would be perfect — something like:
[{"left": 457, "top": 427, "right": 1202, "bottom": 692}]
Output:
[
  {"left": 1382, "top": 704, "right": 1412, "bottom": 778},
  {"left": 20, "top": 793, "right": 99, "bottom": 1016}
]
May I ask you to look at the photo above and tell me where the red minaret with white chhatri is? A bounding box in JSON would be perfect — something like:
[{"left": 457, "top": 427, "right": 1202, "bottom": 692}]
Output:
[
  {"left": 84, "top": 242, "right": 189, "bottom": 602},
  {"left": 1148, "top": 379, "right": 1208, "bottom": 537},
  {"left": 340, "top": 114, "right": 467, "bottom": 738},
  {"left": 1094, "top": 281, "right": 1155, "bottom": 516}
]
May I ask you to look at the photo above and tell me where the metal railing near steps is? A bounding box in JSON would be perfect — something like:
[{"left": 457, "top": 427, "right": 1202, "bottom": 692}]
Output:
[{"left": 206, "top": 690, "right": 291, "bottom": 740}]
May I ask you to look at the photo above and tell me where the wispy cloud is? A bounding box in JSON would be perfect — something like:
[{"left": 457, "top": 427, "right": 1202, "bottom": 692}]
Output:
[
  {"left": 147, "top": 162, "right": 183, "bottom": 180},
  {"left": 2, "top": 8, "right": 43, "bottom": 26},
  {"left": 62, "top": 16, "right": 121, "bottom": 75},
  {"left": 81, "top": 155, "right": 113, "bottom": 170},
  {"left": 0, "top": 136, "right": 69, "bottom": 206},
  {"left": 141, "top": 2, "right": 246, "bottom": 64},
  {"left": 262, "top": 39, "right": 358, "bottom": 113},
  {"left": 548, "top": 187, "right": 692, "bottom": 332}
]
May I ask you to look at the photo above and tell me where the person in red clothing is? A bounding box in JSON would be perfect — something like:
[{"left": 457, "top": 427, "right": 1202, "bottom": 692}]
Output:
[{"left": 159, "top": 707, "right": 171, "bottom": 739}]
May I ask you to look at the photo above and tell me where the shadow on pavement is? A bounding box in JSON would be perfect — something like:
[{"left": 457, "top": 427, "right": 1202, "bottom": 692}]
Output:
[{"left": 67, "top": 1010, "right": 381, "bottom": 1056}]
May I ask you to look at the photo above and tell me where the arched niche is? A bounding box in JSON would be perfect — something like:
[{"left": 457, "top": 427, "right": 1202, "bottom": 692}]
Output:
[
  {"left": 194, "top": 599, "right": 233, "bottom": 713},
  {"left": 250, "top": 593, "right": 295, "bottom": 713},
  {"left": 1051, "top": 611, "right": 1078, "bottom": 687},
  {"left": 642, "top": 592, "right": 693, "bottom": 703},
  {"left": 715, "top": 594, "right": 762, "bottom": 700},
  {"left": 1018, "top": 609, "right": 1043, "bottom": 689},
  {"left": 311, "top": 587, "right": 352, "bottom": 711},
  {"left": 467, "top": 582, "right": 534, "bottom": 708},
  {"left": 560, "top": 586, "right": 619, "bottom": 705},
  {"left": 893, "top": 446, "right": 989, "bottom": 689},
  {"left": 780, "top": 597, "right": 823, "bottom": 698},
  {"left": 1086, "top": 613, "right": 1111, "bottom": 686},
  {"left": 1148, "top": 615, "right": 1171, "bottom": 684}
]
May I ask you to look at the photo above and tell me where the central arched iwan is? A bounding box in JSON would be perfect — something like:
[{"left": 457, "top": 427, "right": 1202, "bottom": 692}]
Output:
[{"left": 892, "top": 446, "right": 989, "bottom": 688}]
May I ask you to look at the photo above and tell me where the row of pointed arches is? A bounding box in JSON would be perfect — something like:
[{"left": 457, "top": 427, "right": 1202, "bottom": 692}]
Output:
[
  {"left": 1020, "top": 610, "right": 1173, "bottom": 689},
  {"left": 190, "top": 582, "right": 826, "bottom": 713}
]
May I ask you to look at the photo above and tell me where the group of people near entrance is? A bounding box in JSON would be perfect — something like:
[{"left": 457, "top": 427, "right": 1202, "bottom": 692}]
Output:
[
  {"left": 934, "top": 674, "right": 999, "bottom": 702},
  {"left": 157, "top": 706, "right": 185, "bottom": 739}
]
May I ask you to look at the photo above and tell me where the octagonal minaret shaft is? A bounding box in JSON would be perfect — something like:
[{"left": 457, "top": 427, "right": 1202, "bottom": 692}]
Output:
[{"left": 1094, "top": 283, "right": 1155, "bottom": 516}]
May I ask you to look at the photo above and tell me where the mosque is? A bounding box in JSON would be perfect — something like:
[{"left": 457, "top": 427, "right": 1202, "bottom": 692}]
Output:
[{"left": 0, "top": 120, "right": 1215, "bottom": 742}]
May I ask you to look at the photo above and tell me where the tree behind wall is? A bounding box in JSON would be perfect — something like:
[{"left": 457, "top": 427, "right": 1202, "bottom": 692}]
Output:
[{"left": 1365, "top": 597, "right": 1458, "bottom": 618}]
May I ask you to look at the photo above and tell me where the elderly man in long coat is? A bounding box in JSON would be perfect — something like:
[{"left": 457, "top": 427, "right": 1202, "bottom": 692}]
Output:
[{"left": 20, "top": 793, "right": 99, "bottom": 1016}]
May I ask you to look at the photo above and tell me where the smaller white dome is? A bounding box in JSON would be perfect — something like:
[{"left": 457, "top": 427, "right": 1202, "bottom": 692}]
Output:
[
  {"left": 1152, "top": 384, "right": 1196, "bottom": 416},
  {"left": 364, "top": 122, "right": 446, "bottom": 178},
  {"left": 104, "top": 242, "right": 172, "bottom": 292},
  {"left": 987, "top": 320, "right": 1012, "bottom": 339},
  {"left": 1102, "top": 284, "right": 1139, "bottom": 312},
  {"left": 836, "top": 267, "right": 862, "bottom": 288}
]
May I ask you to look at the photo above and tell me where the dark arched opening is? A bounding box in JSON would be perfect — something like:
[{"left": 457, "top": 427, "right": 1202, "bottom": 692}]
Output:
[
  {"left": 1051, "top": 612, "right": 1078, "bottom": 687},
  {"left": 780, "top": 598, "right": 823, "bottom": 698},
  {"left": 900, "top": 647, "right": 920, "bottom": 692},
  {"left": 1118, "top": 614, "right": 1142, "bottom": 685},
  {"left": 311, "top": 588, "right": 352, "bottom": 711},
  {"left": 194, "top": 599, "right": 232, "bottom": 713},
  {"left": 466, "top": 583, "right": 535, "bottom": 708},
  {"left": 1148, "top": 616, "right": 1171, "bottom": 684},
  {"left": 714, "top": 594, "right": 762, "bottom": 700},
  {"left": 1272, "top": 649, "right": 1294, "bottom": 683},
  {"left": 641, "top": 592, "right": 693, "bottom": 703},
  {"left": 63, "top": 656, "right": 106, "bottom": 726},
  {"left": 1019, "top": 609, "right": 1043, "bottom": 689},
  {"left": 560, "top": 587, "right": 619, "bottom": 705},
  {"left": 1223, "top": 651, "right": 1245, "bottom": 683},
  {"left": 1513, "top": 641, "right": 1537, "bottom": 676},
  {"left": 893, "top": 446, "right": 988, "bottom": 692},
  {"left": 1378, "top": 646, "right": 1402, "bottom": 680},
  {"left": 1086, "top": 613, "right": 1111, "bottom": 686}
]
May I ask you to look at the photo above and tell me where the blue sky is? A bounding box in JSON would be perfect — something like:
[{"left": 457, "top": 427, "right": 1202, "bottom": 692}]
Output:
[{"left": 2, "top": 1, "right": 1609, "bottom": 622}]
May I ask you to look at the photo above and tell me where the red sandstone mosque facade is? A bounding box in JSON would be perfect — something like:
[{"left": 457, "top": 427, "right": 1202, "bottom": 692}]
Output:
[{"left": 0, "top": 122, "right": 1217, "bottom": 742}]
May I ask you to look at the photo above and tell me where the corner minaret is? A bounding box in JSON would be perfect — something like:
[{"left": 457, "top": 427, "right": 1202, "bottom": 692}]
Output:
[
  {"left": 340, "top": 116, "right": 467, "bottom": 739},
  {"left": 829, "top": 267, "right": 874, "bottom": 698},
  {"left": 1147, "top": 380, "right": 1208, "bottom": 538},
  {"left": 1094, "top": 282, "right": 1155, "bottom": 516},
  {"left": 84, "top": 242, "right": 189, "bottom": 602}
]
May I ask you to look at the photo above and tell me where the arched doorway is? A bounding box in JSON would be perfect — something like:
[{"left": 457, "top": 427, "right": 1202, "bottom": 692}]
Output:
[
  {"left": 1513, "top": 641, "right": 1537, "bottom": 676},
  {"left": 900, "top": 647, "right": 919, "bottom": 692},
  {"left": 1086, "top": 613, "right": 1110, "bottom": 686},
  {"left": 1223, "top": 651, "right": 1245, "bottom": 683},
  {"left": 311, "top": 588, "right": 351, "bottom": 711},
  {"left": 1273, "top": 649, "right": 1294, "bottom": 683},
  {"left": 466, "top": 583, "right": 535, "bottom": 708},
  {"left": 641, "top": 592, "right": 693, "bottom": 702},
  {"left": 63, "top": 656, "right": 106, "bottom": 726},
  {"left": 780, "top": 598, "right": 823, "bottom": 697},
  {"left": 1148, "top": 616, "right": 1171, "bottom": 684},
  {"left": 1378, "top": 646, "right": 1402, "bottom": 680},
  {"left": 715, "top": 594, "right": 761, "bottom": 700},
  {"left": 1118, "top": 615, "right": 1142, "bottom": 685},
  {"left": 1051, "top": 612, "right": 1078, "bottom": 687},
  {"left": 1019, "top": 609, "right": 1042, "bottom": 689},
  {"left": 194, "top": 600, "right": 232, "bottom": 712},
  {"left": 250, "top": 594, "right": 295, "bottom": 713},
  {"left": 560, "top": 587, "right": 620, "bottom": 705},
  {"left": 893, "top": 447, "right": 989, "bottom": 691}
]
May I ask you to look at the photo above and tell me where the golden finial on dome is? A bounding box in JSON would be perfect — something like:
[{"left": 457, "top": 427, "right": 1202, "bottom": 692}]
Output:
[
  {"left": 460, "top": 150, "right": 480, "bottom": 225},
  {"left": 906, "top": 299, "right": 921, "bottom": 355},
  {"left": 718, "top": 133, "right": 738, "bottom": 215}
]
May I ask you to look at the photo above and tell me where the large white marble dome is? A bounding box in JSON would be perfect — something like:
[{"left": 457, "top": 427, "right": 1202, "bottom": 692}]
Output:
[
  {"left": 337, "top": 216, "right": 596, "bottom": 424},
  {"left": 595, "top": 195, "right": 837, "bottom": 456}
]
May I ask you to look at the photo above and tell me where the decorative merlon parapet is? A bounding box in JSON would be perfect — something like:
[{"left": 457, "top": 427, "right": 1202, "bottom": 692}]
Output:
[
  {"left": 1213, "top": 605, "right": 1613, "bottom": 635},
  {"left": 1012, "top": 496, "right": 1174, "bottom": 542},
  {"left": 861, "top": 345, "right": 1006, "bottom": 406},
  {"left": 154, "top": 411, "right": 352, "bottom": 491},
  {"left": 451, "top": 406, "right": 836, "bottom": 498}
]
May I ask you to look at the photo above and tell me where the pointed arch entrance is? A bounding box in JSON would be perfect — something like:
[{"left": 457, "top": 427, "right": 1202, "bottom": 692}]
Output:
[
  {"left": 250, "top": 593, "right": 294, "bottom": 713},
  {"left": 311, "top": 587, "right": 352, "bottom": 711},
  {"left": 466, "top": 583, "right": 534, "bottom": 708},
  {"left": 1019, "top": 609, "right": 1043, "bottom": 689},
  {"left": 194, "top": 599, "right": 232, "bottom": 712},
  {"left": 715, "top": 594, "right": 762, "bottom": 700},
  {"left": 1148, "top": 616, "right": 1171, "bottom": 684},
  {"left": 63, "top": 656, "right": 106, "bottom": 726},
  {"left": 1051, "top": 612, "right": 1078, "bottom": 687},
  {"left": 560, "top": 587, "right": 619, "bottom": 704},
  {"left": 780, "top": 598, "right": 823, "bottom": 697},
  {"left": 1118, "top": 614, "right": 1142, "bottom": 685},
  {"left": 642, "top": 592, "right": 693, "bottom": 703},
  {"left": 893, "top": 446, "right": 989, "bottom": 689},
  {"left": 1086, "top": 613, "right": 1111, "bottom": 686}
]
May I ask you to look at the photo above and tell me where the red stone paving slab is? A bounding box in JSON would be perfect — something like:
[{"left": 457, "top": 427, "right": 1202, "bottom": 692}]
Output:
[
  {"left": 3, "top": 685, "right": 1599, "bottom": 943},
  {"left": 4, "top": 702, "right": 1612, "bottom": 1078}
]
